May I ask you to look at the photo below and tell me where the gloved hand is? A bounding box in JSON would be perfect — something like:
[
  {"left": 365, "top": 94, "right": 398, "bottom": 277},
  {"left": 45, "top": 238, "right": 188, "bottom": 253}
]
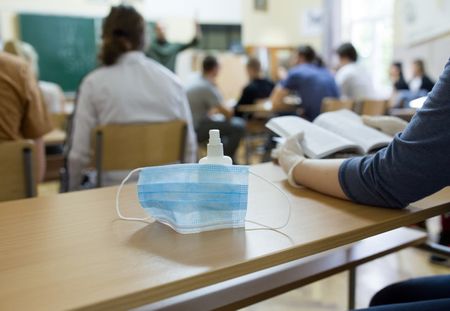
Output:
[
  {"left": 279, "top": 132, "right": 306, "bottom": 188},
  {"left": 362, "top": 115, "right": 408, "bottom": 136}
]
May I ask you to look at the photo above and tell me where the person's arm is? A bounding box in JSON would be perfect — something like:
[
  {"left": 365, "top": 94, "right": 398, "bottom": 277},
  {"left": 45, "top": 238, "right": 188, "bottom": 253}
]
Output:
[
  {"left": 271, "top": 72, "right": 300, "bottom": 111},
  {"left": 20, "top": 62, "right": 53, "bottom": 182},
  {"left": 279, "top": 133, "right": 348, "bottom": 200},
  {"left": 179, "top": 22, "right": 201, "bottom": 52},
  {"left": 67, "top": 78, "right": 97, "bottom": 191},
  {"left": 270, "top": 85, "right": 290, "bottom": 110},
  {"left": 204, "top": 83, "right": 233, "bottom": 118},
  {"left": 292, "top": 159, "right": 347, "bottom": 199},
  {"left": 285, "top": 59, "right": 450, "bottom": 208},
  {"left": 214, "top": 104, "right": 233, "bottom": 119}
]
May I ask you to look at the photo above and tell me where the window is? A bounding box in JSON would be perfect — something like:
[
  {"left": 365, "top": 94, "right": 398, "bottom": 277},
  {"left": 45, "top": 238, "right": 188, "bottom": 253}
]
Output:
[{"left": 341, "top": 0, "right": 394, "bottom": 97}]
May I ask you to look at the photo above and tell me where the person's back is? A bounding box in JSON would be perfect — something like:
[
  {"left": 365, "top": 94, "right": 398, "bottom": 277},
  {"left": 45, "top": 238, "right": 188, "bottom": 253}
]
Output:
[
  {"left": 335, "top": 62, "right": 374, "bottom": 100},
  {"left": 335, "top": 42, "right": 374, "bottom": 101},
  {"left": 271, "top": 45, "right": 339, "bottom": 121},
  {"left": 80, "top": 52, "right": 190, "bottom": 125},
  {"left": 185, "top": 55, "right": 245, "bottom": 162},
  {"left": 186, "top": 74, "right": 221, "bottom": 128},
  {"left": 68, "top": 6, "right": 197, "bottom": 190},
  {"left": 284, "top": 63, "right": 338, "bottom": 121},
  {"left": 235, "top": 57, "right": 275, "bottom": 117},
  {"left": 0, "top": 52, "right": 52, "bottom": 180}
]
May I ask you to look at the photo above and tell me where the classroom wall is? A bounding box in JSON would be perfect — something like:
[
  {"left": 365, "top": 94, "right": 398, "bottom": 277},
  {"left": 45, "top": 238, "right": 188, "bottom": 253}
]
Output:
[
  {"left": 0, "top": 0, "right": 241, "bottom": 41},
  {"left": 242, "top": 0, "right": 323, "bottom": 49},
  {"left": 393, "top": 0, "right": 450, "bottom": 81}
]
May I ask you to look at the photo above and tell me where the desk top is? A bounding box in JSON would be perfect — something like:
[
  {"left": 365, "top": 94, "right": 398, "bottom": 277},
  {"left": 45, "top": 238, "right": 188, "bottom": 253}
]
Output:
[
  {"left": 237, "top": 99, "right": 298, "bottom": 114},
  {"left": 43, "top": 129, "right": 66, "bottom": 145},
  {"left": 0, "top": 163, "right": 449, "bottom": 310}
]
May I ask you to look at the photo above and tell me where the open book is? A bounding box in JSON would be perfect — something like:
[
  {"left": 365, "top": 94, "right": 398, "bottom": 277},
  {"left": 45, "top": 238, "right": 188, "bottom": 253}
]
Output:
[{"left": 266, "top": 109, "right": 392, "bottom": 159}]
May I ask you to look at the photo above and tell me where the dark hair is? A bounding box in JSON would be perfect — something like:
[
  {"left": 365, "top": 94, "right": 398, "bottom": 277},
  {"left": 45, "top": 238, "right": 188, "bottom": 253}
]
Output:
[
  {"left": 413, "top": 59, "right": 425, "bottom": 74},
  {"left": 392, "top": 61, "right": 402, "bottom": 71},
  {"left": 100, "top": 5, "right": 145, "bottom": 65},
  {"left": 392, "top": 61, "right": 404, "bottom": 75},
  {"left": 297, "top": 45, "right": 324, "bottom": 67},
  {"left": 247, "top": 57, "right": 261, "bottom": 71},
  {"left": 336, "top": 42, "right": 358, "bottom": 62},
  {"left": 202, "top": 55, "right": 219, "bottom": 73}
]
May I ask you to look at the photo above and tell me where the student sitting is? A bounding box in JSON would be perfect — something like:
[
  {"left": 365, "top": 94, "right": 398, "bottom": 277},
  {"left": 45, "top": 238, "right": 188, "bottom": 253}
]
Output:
[
  {"left": 234, "top": 57, "right": 274, "bottom": 118},
  {"left": 278, "top": 58, "right": 450, "bottom": 310},
  {"left": 186, "top": 55, "right": 245, "bottom": 162},
  {"left": 390, "top": 62, "right": 409, "bottom": 91},
  {"left": 4, "top": 40, "right": 66, "bottom": 113},
  {"left": 0, "top": 52, "right": 52, "bottom": 181},
  {"left": 389, "top": 62, "right": 410, "bottom": 108},
  {"left": 68, "top": 5, "right": 197, "bottom": 191},
  {"left": 335, "top": 42, "right": 375, "bottom": 101},
  {"left": 409, "top": 59, "right": 435, "bottom": 93},
  {"left": 271, "top": 45, "right": 339, "bottom": 121}
]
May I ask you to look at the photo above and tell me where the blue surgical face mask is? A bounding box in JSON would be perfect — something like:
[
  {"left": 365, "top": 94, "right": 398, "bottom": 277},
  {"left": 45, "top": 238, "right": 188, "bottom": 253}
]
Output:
[{"left": 116, "top": 163, "right": 291, "bottom": 234}]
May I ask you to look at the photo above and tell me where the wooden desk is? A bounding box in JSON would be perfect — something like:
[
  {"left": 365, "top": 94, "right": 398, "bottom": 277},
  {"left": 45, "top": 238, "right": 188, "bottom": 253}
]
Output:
[
  {"left": 389, "top": 108, "right": 417, "bottom": 122},
  {"left": 43, "top": 129, "right": 66, "bottom": 181},
  {"left": 237, "top": 99, "right": 299, "bottom": 115},
  {"left": 0, "top": 163, "right": 449, "bottom": 310},
  {"left": 43, "top": 129, "right": 66, "bottom": 146}
]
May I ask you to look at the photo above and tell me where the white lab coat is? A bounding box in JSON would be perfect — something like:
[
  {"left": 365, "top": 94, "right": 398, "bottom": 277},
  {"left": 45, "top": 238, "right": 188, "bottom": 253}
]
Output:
[{"left": 68, "top": 51, "right": 197, "bottom": 190}]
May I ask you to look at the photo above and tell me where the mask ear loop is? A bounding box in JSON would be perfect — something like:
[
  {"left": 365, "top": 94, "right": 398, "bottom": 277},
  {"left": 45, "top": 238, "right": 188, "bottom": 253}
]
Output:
[
  {"left": 115, "top": 168, "right": 153, "bottom": 223},
  {"left": 246, "top": 170, "right": 292, "bottom": 231}
]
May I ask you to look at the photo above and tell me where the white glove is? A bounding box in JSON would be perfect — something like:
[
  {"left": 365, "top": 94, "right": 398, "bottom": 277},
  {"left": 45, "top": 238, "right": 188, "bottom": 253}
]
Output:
[
  {"left": 362, "top": 115, "right": 408, "bottom": 136},
  {"left": 279, "top": 132, "right": 306, "bottom": 188}
]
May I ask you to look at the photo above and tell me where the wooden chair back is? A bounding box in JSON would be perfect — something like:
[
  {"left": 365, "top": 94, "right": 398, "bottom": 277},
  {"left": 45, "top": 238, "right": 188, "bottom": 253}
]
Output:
[
  {"left": 321, "top": 98, "right": 354, "bottom": 113},
  {"left": 360, "top": 100, "right": 388, "bottom": 116},
  {"left": 0, "top": 140, "right": 37, "bottom": 201},
  {"left": 50, "top": 113, "right": 69, "bottom": 130},
  {"left": 93, "top": 121, "right": 187, "bottom": 187}
]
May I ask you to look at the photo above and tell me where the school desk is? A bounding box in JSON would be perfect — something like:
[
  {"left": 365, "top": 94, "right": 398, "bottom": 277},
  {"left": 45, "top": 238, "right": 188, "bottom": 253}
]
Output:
[
  {"left": 236, "top": 99, "right": 299, "bottom": 116},
  {"left": 0, "top": 162, "right": 449, "bottom": 310},
  {"left": 43, "top": 128, "right": 66, "bottom": 146}
]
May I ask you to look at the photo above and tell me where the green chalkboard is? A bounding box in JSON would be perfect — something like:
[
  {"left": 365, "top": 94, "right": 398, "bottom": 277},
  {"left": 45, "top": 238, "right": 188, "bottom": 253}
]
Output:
[{"left": 19, "top": 13, "right": 100, "bottom": 92}]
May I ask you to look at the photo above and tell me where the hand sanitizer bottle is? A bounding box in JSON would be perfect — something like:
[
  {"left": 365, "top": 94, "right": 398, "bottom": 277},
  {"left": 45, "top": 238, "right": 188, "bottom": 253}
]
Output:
[{"left": 199, "top": 129, "right": 233, "bottom": 165}]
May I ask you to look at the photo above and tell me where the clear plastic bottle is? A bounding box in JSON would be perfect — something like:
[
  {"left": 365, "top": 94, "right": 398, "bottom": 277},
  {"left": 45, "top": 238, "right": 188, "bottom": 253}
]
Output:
[{"left": 199, "top": 129, "right": 232, "bottom": 165}]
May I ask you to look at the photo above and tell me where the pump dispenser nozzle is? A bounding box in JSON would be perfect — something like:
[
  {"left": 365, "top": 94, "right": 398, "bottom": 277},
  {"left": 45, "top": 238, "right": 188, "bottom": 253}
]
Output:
[{"left": 199, "top": 129, "right": 233, "bottom": 165}]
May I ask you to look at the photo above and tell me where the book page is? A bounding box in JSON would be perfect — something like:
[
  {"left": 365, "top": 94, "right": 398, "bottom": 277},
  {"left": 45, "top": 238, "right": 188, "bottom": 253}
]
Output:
[
  {"left": 266, "top": 116, "right": 361, "bottom": 159},
  {"left": 313, "top": 110, "right": 392, "bottom": 153}
]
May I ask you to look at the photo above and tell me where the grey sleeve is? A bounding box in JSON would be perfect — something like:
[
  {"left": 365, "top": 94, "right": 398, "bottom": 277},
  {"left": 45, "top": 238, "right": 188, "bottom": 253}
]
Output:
[
  {"left": 204, "top": 84, "right": 223, "bottom": 110},
  {"left": 339, "top": 58, "right": 450, "bottom": 208}
]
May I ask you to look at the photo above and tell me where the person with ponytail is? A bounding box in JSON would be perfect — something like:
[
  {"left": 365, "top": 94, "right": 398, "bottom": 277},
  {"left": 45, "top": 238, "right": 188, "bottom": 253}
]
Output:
[
  {"left": 270, "top": 45, "right": 339, "bottom": 121},
  {"left": 67, "top": 6, "right": 197, "bottom": 191}
]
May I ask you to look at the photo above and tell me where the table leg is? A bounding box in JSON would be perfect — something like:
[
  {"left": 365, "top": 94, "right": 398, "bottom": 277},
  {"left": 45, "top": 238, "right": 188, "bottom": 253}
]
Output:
[{"left": 348, "top": 267, "right": 356, "bottom": 310}]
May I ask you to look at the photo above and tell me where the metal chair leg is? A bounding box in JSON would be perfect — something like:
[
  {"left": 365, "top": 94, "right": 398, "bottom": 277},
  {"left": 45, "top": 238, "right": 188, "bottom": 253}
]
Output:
[
  {"left": 23, "top": 147, "right": 36, "bottom": 198},
  {"left": 348, "top": 267, "right": 356, "bottom": 310},
  {"left": 96, "top": 131, "right": 103, "bottom": 188}
]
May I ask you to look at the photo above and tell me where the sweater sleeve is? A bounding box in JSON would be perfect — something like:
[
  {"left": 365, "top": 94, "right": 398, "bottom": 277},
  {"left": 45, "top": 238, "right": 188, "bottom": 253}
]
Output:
[{"left": 339, "top": 58, "right": 450, "bottom": 208}]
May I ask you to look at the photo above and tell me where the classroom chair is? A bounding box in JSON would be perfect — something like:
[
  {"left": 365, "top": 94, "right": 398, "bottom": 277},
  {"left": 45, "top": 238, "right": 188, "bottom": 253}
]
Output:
[
  {"left": 50, "top": 113, "right": 69, "bottom": 130},
  {"left": 320, "top": 97, "right": 354, "bottom": 113},
  {"left": 92, "top": 121, "right": 187, "bottom": 188},
  {"left": 360, "top": 99, "right": 388, "bottom": 116},
  {"left": 244, "top": 118, "right": 268, "bottom": 164},
  {"left": 0, "top": 140, "right": 37, "bottom": 201}
]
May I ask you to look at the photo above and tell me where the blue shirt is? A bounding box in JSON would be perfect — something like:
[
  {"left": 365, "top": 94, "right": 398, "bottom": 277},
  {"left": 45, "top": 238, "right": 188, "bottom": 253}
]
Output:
[
  {"left": 339, "top": 59, "right": 450, "bottom": 208},
  {"left": 281, "top": 64, "right": 339, "bottom": 121}
]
